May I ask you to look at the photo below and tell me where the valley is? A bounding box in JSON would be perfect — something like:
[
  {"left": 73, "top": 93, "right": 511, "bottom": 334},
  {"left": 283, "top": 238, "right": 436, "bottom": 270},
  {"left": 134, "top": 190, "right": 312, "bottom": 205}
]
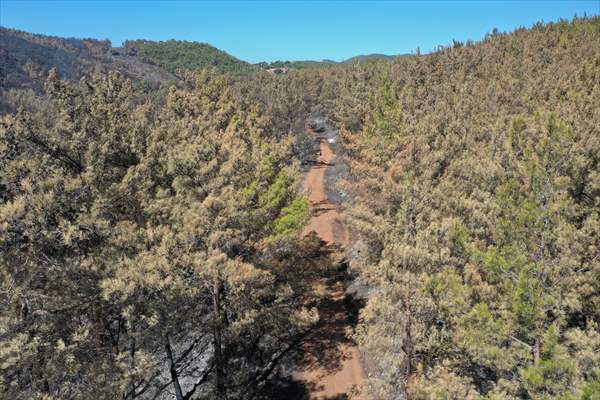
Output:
[{"left": 1, "top": 12, "right": 599, "bottom": 400}]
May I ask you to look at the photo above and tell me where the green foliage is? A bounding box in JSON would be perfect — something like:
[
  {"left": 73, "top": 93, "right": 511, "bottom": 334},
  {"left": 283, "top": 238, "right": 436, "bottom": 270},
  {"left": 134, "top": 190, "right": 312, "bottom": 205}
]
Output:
[
  {"left": 260, "top": 170, "right": 292, "bottom": 210},
  {"left": 271, "top": 196, "right": 311, "bottom": 238},
  {"left": 581, "top": 378, "right": 600, "bottom": 400},
  {"left": 521, "top": 326, "right": 578, "bottom": 399},
  {"left": 471, "top": 245, "right": 512, "bottom": 283},
  {"left": 512, "top": 265, "right": 548, "bottom": 337},
  {"left": 123, "top": 39, "right": 256, "bottom": 75}
]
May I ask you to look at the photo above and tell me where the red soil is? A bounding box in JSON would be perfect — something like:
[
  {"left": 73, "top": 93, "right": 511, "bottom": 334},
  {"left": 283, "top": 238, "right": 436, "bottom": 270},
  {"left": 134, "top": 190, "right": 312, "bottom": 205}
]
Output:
[{"left": 296, "top": 134, "right": 365, "bottom": 399}]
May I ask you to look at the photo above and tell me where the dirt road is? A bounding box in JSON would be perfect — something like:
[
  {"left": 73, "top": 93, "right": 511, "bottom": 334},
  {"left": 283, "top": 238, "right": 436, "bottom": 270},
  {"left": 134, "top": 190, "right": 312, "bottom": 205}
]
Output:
[{"left": 296, "top": 133, "right": 365, "bottom": 399}]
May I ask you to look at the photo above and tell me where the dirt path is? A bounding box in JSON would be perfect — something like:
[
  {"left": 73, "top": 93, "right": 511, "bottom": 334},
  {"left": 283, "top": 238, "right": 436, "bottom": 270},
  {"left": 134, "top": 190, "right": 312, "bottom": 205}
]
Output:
[
  {"left": 295, "top": 133, "right": 365, "bottom": 399},
  {"left": 301, "top": 137, "right": 348, "bottom": 245}
]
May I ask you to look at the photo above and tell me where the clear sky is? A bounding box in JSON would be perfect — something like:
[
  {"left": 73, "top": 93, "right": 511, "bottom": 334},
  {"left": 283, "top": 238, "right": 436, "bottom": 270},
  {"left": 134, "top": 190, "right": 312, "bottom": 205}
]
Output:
[{"left": 1, "top": 1, "right": 598, "bottom": 63}]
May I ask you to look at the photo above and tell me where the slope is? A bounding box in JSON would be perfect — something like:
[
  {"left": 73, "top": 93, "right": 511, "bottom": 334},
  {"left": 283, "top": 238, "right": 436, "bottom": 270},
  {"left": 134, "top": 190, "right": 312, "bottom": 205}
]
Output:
[
  {"left": 0, "top": 27, "right": 178, "bottom": 93},
  {"left": 123, "top": 39, "right": 256, "bottom": 75}
]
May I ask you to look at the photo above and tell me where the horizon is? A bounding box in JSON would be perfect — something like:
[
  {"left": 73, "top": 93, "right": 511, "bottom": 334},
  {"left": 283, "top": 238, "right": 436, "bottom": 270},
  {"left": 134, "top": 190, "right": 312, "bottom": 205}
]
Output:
[{"left": 1, "top": 0, "right": 599, "bottom": 63}]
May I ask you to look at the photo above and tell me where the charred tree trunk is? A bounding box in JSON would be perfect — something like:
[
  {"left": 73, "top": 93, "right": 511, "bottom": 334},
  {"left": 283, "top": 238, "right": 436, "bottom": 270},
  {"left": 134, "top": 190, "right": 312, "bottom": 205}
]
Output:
[
  {"left": 124, "top": 338, "right": 136, "bottom": 400},
  {"left": 165, "top": 334, "right": 184, "bottom": 400},
  {"left": 212, "top": 281, "right": 226, "bottom": 397}
]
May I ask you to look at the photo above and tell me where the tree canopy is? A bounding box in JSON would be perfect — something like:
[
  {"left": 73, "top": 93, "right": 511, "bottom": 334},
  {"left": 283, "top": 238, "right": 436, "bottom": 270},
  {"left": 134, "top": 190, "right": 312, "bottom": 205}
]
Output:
[{"left": 1, "top": 14, "right": 600, "bottom": 400}]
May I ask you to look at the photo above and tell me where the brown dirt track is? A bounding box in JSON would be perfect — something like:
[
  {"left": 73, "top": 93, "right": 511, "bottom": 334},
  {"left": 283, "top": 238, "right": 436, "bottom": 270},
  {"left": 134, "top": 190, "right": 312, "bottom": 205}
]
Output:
[{"left": 294, "top": 132, "right": 365, "bottom": 399}]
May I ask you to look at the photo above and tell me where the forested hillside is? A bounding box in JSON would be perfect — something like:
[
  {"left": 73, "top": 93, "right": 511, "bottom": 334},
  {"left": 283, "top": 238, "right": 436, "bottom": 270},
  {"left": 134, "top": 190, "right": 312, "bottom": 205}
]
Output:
[
  {"left": 1, "top": 15, "right": 600, "bottom": 400},
  {"left": 256, "top": 54, "right": 398, "bottom": 71},
  {"left": 336, "top": 17, "right": 600, "bottom": 399},
  {"left": 123, "top": 40, "right": 256, "bottom": 75},
  {"left": 0, "top": 28, "right": 177, "bottom": 93}
]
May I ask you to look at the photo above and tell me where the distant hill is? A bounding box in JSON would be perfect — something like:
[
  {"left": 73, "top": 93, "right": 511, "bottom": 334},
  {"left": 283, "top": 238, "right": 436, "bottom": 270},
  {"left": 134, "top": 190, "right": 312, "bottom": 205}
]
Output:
[
  {"left": 256, "top": 53, "right": 405, "bottom": 71},
  {"left": 341, "top": 53, "right": 399, "bottom": 63},
  {"left": 0, "top": 27, "right": 178, "bottom": 92},
  {"left": 122, "top": 40, "right": 256, "bottom": 75},
  {"left": 256, "top": 59, "right": 336, "bottom": 70},
  {"left": 1, "top": 26, "right": 402, "bottom": 92}
]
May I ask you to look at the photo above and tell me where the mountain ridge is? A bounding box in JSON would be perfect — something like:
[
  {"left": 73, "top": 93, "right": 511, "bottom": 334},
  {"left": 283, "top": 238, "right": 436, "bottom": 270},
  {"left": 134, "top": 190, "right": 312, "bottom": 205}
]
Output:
[
  {"left": 1, "top": 26, "right": 405, "bottom": 89},
  {"left": 0, "top": 26, "right": 179, "bottom": 93}
]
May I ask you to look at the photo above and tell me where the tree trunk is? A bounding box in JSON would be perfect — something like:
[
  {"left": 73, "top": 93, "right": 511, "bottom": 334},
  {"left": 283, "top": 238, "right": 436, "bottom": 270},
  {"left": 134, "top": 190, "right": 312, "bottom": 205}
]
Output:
[
  {"left": 212, "top": 281, "right": 226, "bottom": 397},
  {"left": 404, "top": 310, "right": 413, "bottom": 400},
  {"left": 533, "top": 337, "right": 540, "bottom": 366},
  {"left": 165, "top": 334, "right": 184, "bottom": 400},
  {"left": 125, "top": 338, "right": 136, "bottom": 400}
]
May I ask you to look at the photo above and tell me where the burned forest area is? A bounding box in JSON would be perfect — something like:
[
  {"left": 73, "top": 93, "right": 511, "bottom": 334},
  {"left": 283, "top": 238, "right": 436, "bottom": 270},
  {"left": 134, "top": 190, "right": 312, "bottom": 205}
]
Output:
[{"left": 2, "top": 15, "right": 600, "bottom": 400}]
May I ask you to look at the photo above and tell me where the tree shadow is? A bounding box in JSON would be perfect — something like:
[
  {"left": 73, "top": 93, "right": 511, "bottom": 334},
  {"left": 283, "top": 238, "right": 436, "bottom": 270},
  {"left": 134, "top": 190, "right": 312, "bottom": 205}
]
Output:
[
  {"left": 306, "top": 159, "right": 334, "bottom": 168},
  {"left": 310, "top": 199, "right": 338, "bottom": 217},
  {"left": 264, "top": 376, "right": 352, "bottom": 399},
  {"left": 293, "top": 257, "right": 366, "bottom": 380},
  {"left": 260, "top": 245, "right": 365, "bottom": 399},
  {"left": 262, "top": 375, "right": 311, "bottom": 400}
]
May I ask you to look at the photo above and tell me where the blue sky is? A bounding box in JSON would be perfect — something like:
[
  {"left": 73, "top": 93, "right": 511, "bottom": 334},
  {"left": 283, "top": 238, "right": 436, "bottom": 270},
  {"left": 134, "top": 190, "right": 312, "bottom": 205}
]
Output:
[{"left": 1, "top": 1, "right": 598, "bottom": 63}]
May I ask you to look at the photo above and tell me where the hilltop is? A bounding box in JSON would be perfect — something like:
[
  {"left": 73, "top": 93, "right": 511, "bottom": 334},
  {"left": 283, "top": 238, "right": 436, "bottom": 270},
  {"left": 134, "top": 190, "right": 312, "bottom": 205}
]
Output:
[
  {"left": 1, "top": 25, "right": 408, "bottom": 98},
  {"left": 256, "top": 53, "right": 402, "bottom": 70},
  {"left": 0, "top": 27, "right": 178, "bottom": 92},
  {"left": 122, "top": 39, "right": 256, "bottom": 75}
]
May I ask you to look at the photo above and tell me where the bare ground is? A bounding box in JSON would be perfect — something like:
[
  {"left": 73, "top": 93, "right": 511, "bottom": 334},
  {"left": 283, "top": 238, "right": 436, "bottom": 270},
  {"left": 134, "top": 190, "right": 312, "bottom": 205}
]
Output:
[{"left": 292, "top": 133, "right": 365, "bottom": 399}]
